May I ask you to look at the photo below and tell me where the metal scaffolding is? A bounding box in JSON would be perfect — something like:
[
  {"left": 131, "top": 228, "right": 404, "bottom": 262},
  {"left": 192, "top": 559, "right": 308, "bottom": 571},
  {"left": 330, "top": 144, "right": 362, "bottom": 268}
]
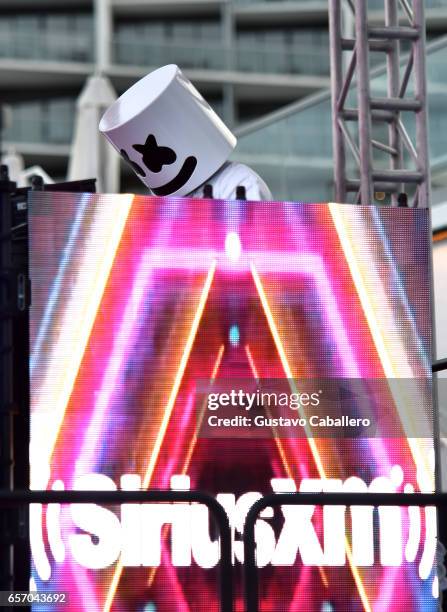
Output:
[{"left": 328, "top": 0, "right": 430, "bottom": 207}]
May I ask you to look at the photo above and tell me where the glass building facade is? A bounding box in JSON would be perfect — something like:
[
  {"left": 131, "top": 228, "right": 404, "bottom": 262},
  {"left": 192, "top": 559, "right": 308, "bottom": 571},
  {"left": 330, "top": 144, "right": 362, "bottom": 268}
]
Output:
[
  {"left": 0, "top": 0, "right": 446, "bottom": 195},
  {"left": 0, "top": 13, "right": 93, "bottom": 63},
  {"left": 232, "top": 36, "right": 447, "bottom": 202}
]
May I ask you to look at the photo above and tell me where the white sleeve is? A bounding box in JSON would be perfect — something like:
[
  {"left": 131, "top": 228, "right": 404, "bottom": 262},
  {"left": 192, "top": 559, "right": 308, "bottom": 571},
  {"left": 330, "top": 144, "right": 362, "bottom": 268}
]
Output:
[
  {"left": 210, "top": 163, "right": 272, "bottom": 201},
  {"left": 244, "top": 176, "right": 272, "bottom": 201}
]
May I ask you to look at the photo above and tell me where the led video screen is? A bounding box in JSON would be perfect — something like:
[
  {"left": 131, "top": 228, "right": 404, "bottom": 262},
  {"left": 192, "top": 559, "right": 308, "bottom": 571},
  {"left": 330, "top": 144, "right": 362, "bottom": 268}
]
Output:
[{"left": 29, "top": 192, "right": 436, "bottom": 611}]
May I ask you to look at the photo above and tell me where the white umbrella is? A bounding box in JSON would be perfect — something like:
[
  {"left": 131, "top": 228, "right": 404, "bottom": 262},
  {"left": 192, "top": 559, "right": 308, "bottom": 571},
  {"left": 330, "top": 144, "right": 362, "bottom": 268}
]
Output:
[{"left": 68, "top": 74, "right": 119, "bottom": 193}]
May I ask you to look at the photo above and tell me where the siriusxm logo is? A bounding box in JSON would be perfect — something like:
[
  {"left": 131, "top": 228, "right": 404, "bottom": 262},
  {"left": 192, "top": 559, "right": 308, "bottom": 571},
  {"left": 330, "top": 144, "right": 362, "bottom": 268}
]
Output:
[{"left": 31, "top": 467, "right": 437, "bottom": 591}]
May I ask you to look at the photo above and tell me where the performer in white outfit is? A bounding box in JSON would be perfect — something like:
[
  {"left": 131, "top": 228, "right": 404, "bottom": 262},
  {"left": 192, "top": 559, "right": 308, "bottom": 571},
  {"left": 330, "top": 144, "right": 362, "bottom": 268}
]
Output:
[{"left": 99, "top": 64, "right": 271, "bottom": 201}]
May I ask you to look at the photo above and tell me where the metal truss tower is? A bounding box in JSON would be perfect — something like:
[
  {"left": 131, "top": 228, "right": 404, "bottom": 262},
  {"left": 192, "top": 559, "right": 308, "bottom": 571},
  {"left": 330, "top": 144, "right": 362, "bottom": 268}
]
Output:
[{"left": 329, "top": 0, "right": 430, "bottom": 207}]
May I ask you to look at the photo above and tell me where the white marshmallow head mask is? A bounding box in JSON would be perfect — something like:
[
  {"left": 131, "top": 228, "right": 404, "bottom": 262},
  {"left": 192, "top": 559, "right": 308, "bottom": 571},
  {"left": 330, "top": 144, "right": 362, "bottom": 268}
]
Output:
[{"left": 99, "top": 65, "right": 237, "bottom": 196}]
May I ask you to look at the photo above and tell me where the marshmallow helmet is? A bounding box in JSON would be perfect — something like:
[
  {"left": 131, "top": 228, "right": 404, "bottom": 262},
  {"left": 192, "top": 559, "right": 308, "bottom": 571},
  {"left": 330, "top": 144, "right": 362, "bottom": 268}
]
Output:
[{"left": 99, "top": 65, "right": 237, "bottom": 197}]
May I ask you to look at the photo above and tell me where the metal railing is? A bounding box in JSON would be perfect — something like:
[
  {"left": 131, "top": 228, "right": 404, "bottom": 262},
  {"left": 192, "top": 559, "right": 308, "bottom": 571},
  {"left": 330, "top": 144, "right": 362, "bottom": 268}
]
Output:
[
  {"left": 0, "top": 489, "right": 234, "bottom": 612},
  {"left": 3, "top": 115, "right": 74, "bottom": 146},
  {"left": 243, "top": 491, "right": 447, "bottom": 612},
  {"left": 2, "top": 487, "right": 447, "bottom": 611},
  {"left": 113, "top": 38, "right": 330, "bottom": 75},
  {"left": 0, "top": 30, "right": 93, "bottom": 63}
]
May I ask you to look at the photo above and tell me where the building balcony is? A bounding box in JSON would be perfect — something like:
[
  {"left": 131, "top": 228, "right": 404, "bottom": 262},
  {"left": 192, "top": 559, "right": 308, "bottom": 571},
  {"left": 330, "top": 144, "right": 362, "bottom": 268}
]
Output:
[
  {"left": 0, "top": 29, "right": 93, "bottom": 64},
  {"left": 113, "top": 37, "right": 330, "bottom": 76},
  {"left": 3, "top": 101, "right": 74, "bottom": 149},
  {"left": 0, "top": 25, "right": 330, "bottom": 98}
]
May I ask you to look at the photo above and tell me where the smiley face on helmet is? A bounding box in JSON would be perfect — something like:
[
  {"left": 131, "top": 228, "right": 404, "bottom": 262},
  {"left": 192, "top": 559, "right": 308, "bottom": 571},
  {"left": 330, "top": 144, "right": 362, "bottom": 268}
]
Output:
[{"left": 100, "top": 65, "right": 236, "bottom": 197}]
